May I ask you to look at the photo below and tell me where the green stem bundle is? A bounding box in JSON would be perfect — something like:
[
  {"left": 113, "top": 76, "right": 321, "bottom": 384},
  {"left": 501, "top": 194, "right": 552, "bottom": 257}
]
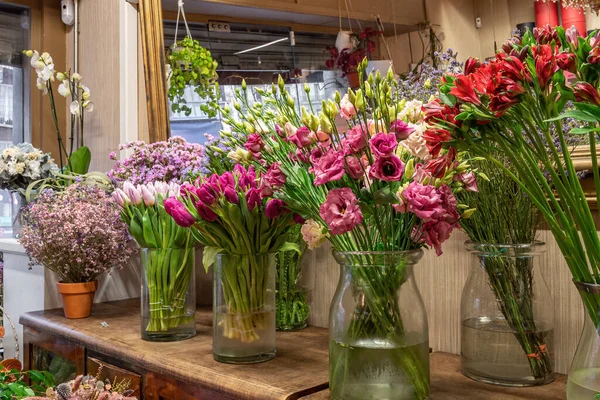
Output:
[{"left": 144, "top": 246, "right": 195, "bottom": 332}]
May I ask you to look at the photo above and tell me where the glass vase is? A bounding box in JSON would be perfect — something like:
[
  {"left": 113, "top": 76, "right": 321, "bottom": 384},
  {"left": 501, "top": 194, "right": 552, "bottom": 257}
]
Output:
[
  {"left": 213, "top": 253, "right": 276, "bottom": 364},
  {"left": 276, "top": 225, "right": 310, "bottom": 331},
  {"left": 9, "top": 191, "right": 25, "bottom": 239},
  {"left": 567, "top": 282, "right": 600, "bottom": 399},
  {"left": 141, "top": 247, "right": 196, "bottom": 342},
  {"left": 330, "top": 250, "right": 430, "bottom": 400},
  {"left": 461, "top": 242, "right": 554, "bottom": 386}
]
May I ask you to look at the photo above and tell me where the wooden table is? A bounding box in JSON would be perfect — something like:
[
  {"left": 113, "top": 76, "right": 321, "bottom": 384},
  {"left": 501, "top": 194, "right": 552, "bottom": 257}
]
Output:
[
  {"left": 20, "top": 299, "right": 329, "bottom": 400},
  {"left": 303, "top": 353, "right": 568, "bottom": 399},
  {"left": 20, "top": 299, "right": 568, "bottom": 400}
]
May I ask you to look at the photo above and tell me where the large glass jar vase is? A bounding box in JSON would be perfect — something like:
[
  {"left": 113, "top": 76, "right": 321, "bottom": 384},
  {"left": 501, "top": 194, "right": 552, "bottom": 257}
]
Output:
[
  {"left": 141, "top": 247, "right": 196, "bottom": 342},
  {"left": 461, "top": 242, "right": 554, "bottom": 386},
  {"left": 329, "top": 250, "right": 430, "bottom": 400},
  {"left": 567, "top": 282, "right": 600, "bottom": 399},
  {"left": 213, "top": 253, "right": 276, "bottom": 364}
]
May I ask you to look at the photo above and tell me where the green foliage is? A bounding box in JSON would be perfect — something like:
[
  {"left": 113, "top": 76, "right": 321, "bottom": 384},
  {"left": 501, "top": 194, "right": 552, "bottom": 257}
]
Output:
[
  {"left": 167, "top": 36, "right": 220, "bottom": 118},
  {"left": 0, "top": 369, "right": 55, "bottom": 400},
  {"left": 458, "top": 155, "right": 539, "bottom": 245},
  {"left": 66, "top": 145, "right": 91, "bottom": 175}
]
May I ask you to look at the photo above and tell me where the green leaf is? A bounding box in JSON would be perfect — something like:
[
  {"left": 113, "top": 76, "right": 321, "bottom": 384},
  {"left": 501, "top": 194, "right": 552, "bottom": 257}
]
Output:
[
  {"left": 570, "top": 127, "right": 600, "bottom": 134},
  {"left": 546, "top": 110, "right": 598, "bottom": 123},
  {"left": 278, "top": 242, "right": 301, "bottom": 254},
  {"left": 574, "top": 102, "right": 600, "bottom": 120},
  {"left": 202, "top": 246, "right": 224, "bottom": 272},
  {"left": 67, "top": 145, "right": 91, "bottom": 174}
]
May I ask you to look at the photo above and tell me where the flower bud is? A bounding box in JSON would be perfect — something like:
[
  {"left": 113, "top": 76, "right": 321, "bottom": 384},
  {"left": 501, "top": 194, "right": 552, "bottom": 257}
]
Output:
[
  {"left": 319, "top": 112, "right": 332, "bottom": 134},
  {"left": 424, "top": 79, "right": 432, "bottom": 89},
  {"left": 286, "top": 94, "right": 295, "bottom": 107},
  {"left": 462, "top": 208, "right": 477, "bottom": 219},
  {"left": 56, "top": 72, "right": 65, "bottom": 81},
  {"left": 72, "top": 72, "right": 81, "bottom": 81},
  {"left": 271, "top": 83, "right": 277, "bottom": 95},
  {"left": 123, "top": 182, "right": 142, "bottom": 206},
  {"left": 301, "top": 106, "right": 311, "bottom": 127},
  {"left": 140, "top": 184, "right": 156, "bottom": 207},
  {"left": 304, "top": 83, "right": 310, "bottom": 93},
  {"left": 335, "top": 91, "right": 341, "bottom": 104},
  {"left": 241, "top": 79, "right": 247, "bottom": 91},
  {"left": 387, "top": 67, "right": 394, "bottom": 81},
  {"left": 23, "top": 49, "right": 33, "bottom": 57},
  {"left": 404, "top": 158, "right": 415, "bottom": 178},
  {"left": 354, "top": 89, "right": 365, "bottom": 112},
  {"left": 364, "top": 83, "right": 373, "bottom": 98},
  {"left": 233, "top": 100, "right": 241, "bottom": 111},
  {"left": 278, "top": 75, "right": 285, "bottom": 91},
  {"left": 309, "top": 114, "right": 320, "bottom": 133}
]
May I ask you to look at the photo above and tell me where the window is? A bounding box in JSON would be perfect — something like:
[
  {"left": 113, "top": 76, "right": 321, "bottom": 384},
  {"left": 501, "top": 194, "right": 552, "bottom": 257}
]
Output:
[{"left": 163, "top": 21, "right": 345, "bottom": 144}]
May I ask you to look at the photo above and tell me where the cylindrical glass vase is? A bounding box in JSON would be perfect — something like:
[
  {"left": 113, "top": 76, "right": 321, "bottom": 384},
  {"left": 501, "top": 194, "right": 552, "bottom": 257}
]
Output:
[
  {"left": 141, "top": 247, "right": 196, "bottom": 342},
  {"left": 461, "top": 242, "right": 554, "bottom": 386},
  {"left": 10, "top": 191, "right": 25, "bottom": 239},
  {"left": 330, "top": 250, "right": 430, "bottom": 400},
  {"left": 213, "top": 253, "right": 276, "bottom": 364},
  {"left": 567, "top": 282, "right": 600, "bottom": 399}
]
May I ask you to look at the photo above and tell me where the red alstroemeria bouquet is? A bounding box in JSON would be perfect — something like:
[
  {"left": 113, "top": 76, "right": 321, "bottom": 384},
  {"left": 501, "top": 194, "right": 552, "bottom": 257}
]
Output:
[
  {"left": 217, "top": 61, "right": 478, "bottom": 399},
  {"left": 165, "top": 165, "right": 297, "bottom": 343}
]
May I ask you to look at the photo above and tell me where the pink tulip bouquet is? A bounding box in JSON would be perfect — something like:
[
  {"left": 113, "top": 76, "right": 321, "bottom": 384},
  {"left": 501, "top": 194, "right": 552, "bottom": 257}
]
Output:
[
  {"left": 216, "top": 62, "right": 478, "bottom": 396},
  {"left": 165, "top": 165, "right": 297, "bottom": 343},
  {"left": 113, "top": 182, "right": 195, "bottom": 335}
]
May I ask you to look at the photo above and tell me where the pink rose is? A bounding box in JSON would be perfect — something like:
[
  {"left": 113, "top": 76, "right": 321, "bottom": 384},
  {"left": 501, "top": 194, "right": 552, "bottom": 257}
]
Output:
[
  {"left": 244, "top": 134, "right": 264, "bottom": 158},
  {"left": 164, "top": 197, "right": 195, "bottom": 227},
  {"left": 344, "top": 155, "right": 368, "bottom": 179},
  {"left": 402, "top": 182, "right": 443, "bottom": 222},
  {"left": 369, "top": 155, "right": 405, "bottom": 182},
  {"left": 390, "top": 120, "right": 415, "bottom": 141},
  {"left": 265, "top": 198, "right": 287, "bottom": 218},
  {"left": 340, "top": 94, "right": 357, "bottom": 120},
  {"left": 319, "top": 188, "right": 363, "bottom": 235},
  {"left": 455, "top": 171, "right": 478, "bottom": 192},
  {"left": 289, "top": 126, "right": 314, "bottom": 148},
  {"left": 343, "top": 126, "right": 368, "bottom": 153},
  {"left": 369, "top": 132, "right": 398, "bottom": 157},
  {"left": 311, "top": 149, "right": 345, "bottom": 186}
]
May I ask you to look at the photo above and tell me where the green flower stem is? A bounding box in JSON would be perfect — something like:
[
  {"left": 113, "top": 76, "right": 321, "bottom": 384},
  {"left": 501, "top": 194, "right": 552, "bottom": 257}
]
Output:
[{"left": 145, "top": 247, "right": 195, "bottom": 332}]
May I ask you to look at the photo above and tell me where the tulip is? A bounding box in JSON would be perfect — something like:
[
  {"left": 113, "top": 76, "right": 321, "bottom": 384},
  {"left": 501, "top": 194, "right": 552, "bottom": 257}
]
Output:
[
  {"left": 112, "top": 188, "right": 130, "bottom": 207},
  {"left": 164, "top": 197, "right": 195, "bottom": 227},
  {"left": 265, "top": 198, "right": 287, "bottom": 219},
  {"left": 140, "top": 184, "right": 156, "bottom": 206},
  {"left": 123, "top": 182, "right": 142, "bottom": 206}
]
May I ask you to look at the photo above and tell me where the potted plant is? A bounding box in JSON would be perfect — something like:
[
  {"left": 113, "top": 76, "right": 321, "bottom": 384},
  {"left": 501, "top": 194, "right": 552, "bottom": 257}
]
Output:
[
  {"left": 19, "top": 184, "right": 133, "bottom": 319},
  {"left": 326, "top": 27, "right": 381, "bottom": 87},
  {"left": 167, "top": 36, "right": 220, "bottom": 118}
]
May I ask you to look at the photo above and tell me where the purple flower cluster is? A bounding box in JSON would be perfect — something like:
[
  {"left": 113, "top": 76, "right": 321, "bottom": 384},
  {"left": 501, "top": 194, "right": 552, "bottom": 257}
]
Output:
[
  {"left": 108, "top": 136, "right": 206, "bottom": 186},
  {"left": 19, "top": 184, "right": 134, "bottom": 283},
  {"left": 397, "top": 49, "right": 464, "bottom": 103}
]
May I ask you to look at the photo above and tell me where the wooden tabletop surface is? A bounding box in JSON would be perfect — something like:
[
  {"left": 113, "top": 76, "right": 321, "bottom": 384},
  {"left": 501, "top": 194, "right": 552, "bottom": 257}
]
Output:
[
  {"left": 20, "top": 300, "right": 568, "bottom": 400},
  {"left": 20, "top": 299, "right": 329, "bottom": 400},
  {"left": 303, "top": 352, "right": 567, "bottom": 399}
]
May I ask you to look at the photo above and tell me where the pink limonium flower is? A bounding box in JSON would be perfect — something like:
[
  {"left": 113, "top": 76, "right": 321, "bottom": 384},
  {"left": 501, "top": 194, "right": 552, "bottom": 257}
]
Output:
[
  {"left": 164, "top": 197, "right": 196, "bottom": 227},
  {"left": 310, "top": 148, "right": 345, "bottom": 186},
  {"left": 369, "top": 132, "right": 398, "bottom": 157},
  {"left": 319, "top": 188, "right": 363, "bottom": 235},
  {"left": 369, "top": 155, "right": 405, "bottom": 182},
  {"left": 340, "top": 94, "right": 357, "bottom": 120}
]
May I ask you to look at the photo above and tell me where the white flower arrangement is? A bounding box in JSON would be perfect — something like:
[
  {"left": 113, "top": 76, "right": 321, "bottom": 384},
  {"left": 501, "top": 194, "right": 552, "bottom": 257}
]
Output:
[{"left": 0, "top": 143, "right": 58, "bottom": 192}]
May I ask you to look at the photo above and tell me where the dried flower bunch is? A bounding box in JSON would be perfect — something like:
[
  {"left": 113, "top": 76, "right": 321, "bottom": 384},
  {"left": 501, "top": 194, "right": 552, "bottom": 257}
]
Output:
[
  {"left": 0, "top": 143, "right": 58, "bottom": 193},
  {"left": 19, "top": 184, "right": 133, "bottom": 283},
  {"left": 108, "top": 137, "right": 206, "bottom": 186},
  {"left": 24, "top": 373, "right": 137, "bottom": 400}
]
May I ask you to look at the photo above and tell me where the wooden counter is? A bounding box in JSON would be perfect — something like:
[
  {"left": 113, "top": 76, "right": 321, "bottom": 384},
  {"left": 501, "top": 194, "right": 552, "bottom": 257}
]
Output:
[
  {"left": 20, "top": 299, "right": 328, "bottom": 400},
  {"left": 20, "top": 300, "right": 568, "bottom": 400}
]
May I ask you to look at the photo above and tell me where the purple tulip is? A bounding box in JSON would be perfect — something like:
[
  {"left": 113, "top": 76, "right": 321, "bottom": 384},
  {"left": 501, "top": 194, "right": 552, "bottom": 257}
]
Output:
[
  {"left": 265, "top": 198, "right": 287, "bottom": 219},
  {"left": 164, "top": 197, "right": 195, "bottom": 227}
]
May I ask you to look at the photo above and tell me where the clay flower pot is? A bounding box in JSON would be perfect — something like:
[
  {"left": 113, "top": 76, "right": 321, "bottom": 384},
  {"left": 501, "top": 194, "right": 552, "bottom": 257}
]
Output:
[
  {"left": 346, "top": 72, "right": 360, "bottom": 88},
  {"left": 56, "top": 281, "right": 98, "bottom": 319}
]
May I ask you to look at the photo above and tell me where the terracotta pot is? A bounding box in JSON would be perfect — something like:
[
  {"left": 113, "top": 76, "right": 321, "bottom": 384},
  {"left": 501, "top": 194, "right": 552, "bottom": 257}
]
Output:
[
  {"left": 346, "top": 72, "right": 360, "bottom": 88},
  {"left": 56, "top": 281, "right": 98, "bottom": 319}
]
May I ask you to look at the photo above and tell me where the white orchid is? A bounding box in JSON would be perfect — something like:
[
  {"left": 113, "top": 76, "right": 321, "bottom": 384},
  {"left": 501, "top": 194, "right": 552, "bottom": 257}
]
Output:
[
  {"left": 36, "top": 76, "right": 48, "bottom": 95},
  {"left": 82, "top": 100, "right": 93, "bottom": 112},
  {"left": 72, "top": 72, "right": 81, "bottom": 81},
  {"left": 57, "top": 80, "right": 71, "bottom": 97},
  {"left": 81, "top": 84, "right": 91, "bottom": 100},
  {"left": 69, "top": 100, "right": 80, "bottom": 115}
]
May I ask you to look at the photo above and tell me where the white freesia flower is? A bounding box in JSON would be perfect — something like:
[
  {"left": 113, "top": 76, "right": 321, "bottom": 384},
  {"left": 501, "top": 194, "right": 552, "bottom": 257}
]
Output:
[
  {"left": 58, "top": 80, "right": 71, "bottom": 97},
  {"left": 82, "top": 100, "right": 94, "bottom": 112},
  {"left": 69, "top": 100, "right": 80, "bottom": 115}
]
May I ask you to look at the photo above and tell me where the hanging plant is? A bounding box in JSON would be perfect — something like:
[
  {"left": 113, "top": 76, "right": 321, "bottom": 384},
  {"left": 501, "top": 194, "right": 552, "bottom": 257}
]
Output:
[{"left": 167, "top": 36, "right": 220, "bottom": 118}]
